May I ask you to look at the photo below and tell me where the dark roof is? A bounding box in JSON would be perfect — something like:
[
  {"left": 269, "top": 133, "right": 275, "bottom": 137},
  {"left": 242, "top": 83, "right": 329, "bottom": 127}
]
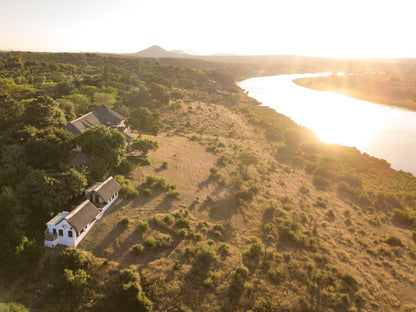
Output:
[
  {"left": 65, "top": 200, "right": 100, "bottom": 232},
  {"left": 65, "top": 105, "right": 124, "bottom": 135},
  {"left": 70, "top": 152, "right": 90, "bottom": 166},
  {"left": 89, "top": 176, "right": 122, "bottom": 202},
  {"left": 93, "top": 105, "right": 124, "bottom": 125}
]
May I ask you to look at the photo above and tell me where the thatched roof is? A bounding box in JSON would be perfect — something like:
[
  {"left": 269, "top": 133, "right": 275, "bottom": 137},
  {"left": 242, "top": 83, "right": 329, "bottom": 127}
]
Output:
[
  {"left": 65, "top": 105, "right": 124, "bottom": 135},
  {"left": 87, "top": 176, "right": 121, "bottom": 202},
  {"left": 70, "top": 152, "right": 90, "bottom": 166},
  {"left": 64, "top": 200, "right": 100, "bottom": 232}
]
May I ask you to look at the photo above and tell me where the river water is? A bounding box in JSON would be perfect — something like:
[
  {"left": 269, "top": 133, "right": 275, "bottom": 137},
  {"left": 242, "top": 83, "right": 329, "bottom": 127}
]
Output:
[{"left": 238, "top": 74, "right": 416, "bottom": 175}]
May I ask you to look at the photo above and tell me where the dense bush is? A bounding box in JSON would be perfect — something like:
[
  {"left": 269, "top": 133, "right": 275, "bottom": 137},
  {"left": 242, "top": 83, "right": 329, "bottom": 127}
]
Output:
[{"left": 115, "top": 175, "right": 138, "bottom": 198}]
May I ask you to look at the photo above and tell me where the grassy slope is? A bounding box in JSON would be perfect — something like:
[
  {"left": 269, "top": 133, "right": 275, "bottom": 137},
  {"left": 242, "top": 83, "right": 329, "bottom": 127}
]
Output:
[{"left": 80, "top": 95, "right": 416, "bottom": 311}]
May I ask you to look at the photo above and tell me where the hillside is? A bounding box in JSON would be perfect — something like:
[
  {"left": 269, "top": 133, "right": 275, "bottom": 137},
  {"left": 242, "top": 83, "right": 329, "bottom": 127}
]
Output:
[
  {"left": 294, "top": 72, "right": 416, "bottom": 112},
  {"left": 0, "top": 52, "right": 416, "bottom": 312}
]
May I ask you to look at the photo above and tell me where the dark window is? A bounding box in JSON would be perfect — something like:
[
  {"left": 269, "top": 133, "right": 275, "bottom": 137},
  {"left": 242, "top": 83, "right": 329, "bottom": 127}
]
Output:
[
  {"left": 53, "top": 229, "right": 57, "bottom": 235},
  {"left": 68, "top": 230, "right": 73, "bottom": 238},
  {"left": 58, "top": 229, "right": 63, "bottom": 236}
]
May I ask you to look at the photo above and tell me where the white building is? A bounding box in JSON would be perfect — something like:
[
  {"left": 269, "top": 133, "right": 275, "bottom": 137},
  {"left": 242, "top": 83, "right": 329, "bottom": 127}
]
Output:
[
  {"left": 44, "top": 200, "right": 100, "bottom": 248},
  {"left": 84, "top": 176, "right": 121, "bottom": 213},
  {"left": 44, "top": 176, "right": 122, "bottom": 248}
]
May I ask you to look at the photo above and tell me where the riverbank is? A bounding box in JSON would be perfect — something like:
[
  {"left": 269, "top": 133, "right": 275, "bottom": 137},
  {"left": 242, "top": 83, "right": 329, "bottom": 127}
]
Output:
[{"left": 293, "top": 74, "right": 416, "bottom": 112}]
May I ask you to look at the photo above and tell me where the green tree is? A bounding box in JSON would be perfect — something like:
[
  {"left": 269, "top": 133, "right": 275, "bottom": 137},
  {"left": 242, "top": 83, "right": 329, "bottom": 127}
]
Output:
[
  {"left": 17, "top": 168, "right": 87, "bottom": 219},
  {"left": 128, "top": 107, "right": 163, "bottom": 135},
  {"left": 24, "top": 127, "right": 75, "bottom": 169},
  {"left": 0, "top": 302, "right": 29, "bottom": 312},
  {"left": 149, "top": 82, "right": 170, "bottom": 106},
  {"left": 23, "top": 95, "right": 66, "bottom": 129},
  {"left": 93, "top": 92, "right": 116, "bottom": 107},
  {"left": 238, "top": 151, "right": 259, "bottom": 174},
  {"left": 129, "top": 138, "right": 159, "bottom": 156},
  {"left": 0, "top": 94, "right": 25, "bottom": 131},
  {"left": 78, "top": 125, "right": 126, "bottom": 169}
]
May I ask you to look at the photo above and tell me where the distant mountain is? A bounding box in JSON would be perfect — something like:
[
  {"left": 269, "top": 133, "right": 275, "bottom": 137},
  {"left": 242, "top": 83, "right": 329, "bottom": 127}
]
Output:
[{"left": 132, "top": 45, "right": 190, "bottom": 58}]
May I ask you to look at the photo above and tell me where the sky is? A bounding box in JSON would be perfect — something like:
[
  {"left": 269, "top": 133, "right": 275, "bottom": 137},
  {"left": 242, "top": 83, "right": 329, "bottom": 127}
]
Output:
[{"left": 1, "top": 0, "right": 416, "bottom": 58}]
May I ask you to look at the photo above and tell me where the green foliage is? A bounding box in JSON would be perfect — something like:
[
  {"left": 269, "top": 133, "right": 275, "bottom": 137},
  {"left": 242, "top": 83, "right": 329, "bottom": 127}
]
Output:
[
  {"left": 15, "top": 236, "right": 43, "bottom": 270},
  {"left": 385, "top": 235, "right": 403, "bottom": 247},
  {"left": 131, "top": 244, "right": 145, "bottom": 255},
  {"left": 299, "top": 185, "right": 310, "bottom": 195},
  {"left": 137, "top": 220, "right": 149, "bottom": 232},
  {"left": 130, "top": 137, "right": 159, "bottom": 155},
  {"left": 17, "top": 168, "right": 87, "bottom": 218},
  {"left": 0, "top": 302, "right": 29, "bottom": 312},
  {"left": 58, "top": 247, "right": 91, "bottom": 271},
  {"left": 120, "top": 216, "right": 131, "bottom": 227},
  {"left": 116, "top": 177, "right": 139, "bottom": 198},
  {"left": 167, "top": 189, "right": 181, "bottom": 198},
  {"left": 197, "top": 243, "right": 218, "bottom": 265},
  {"left": 78, "top": 125, "right": 126, "bottom": 169},
  {"left": 175, "top": 217, "right": 191, "bottom": 229},
  {"left": 128, "top": 107, "right": 163, "bottom": 135},
  {"left": 142, "top": 188, "right": 152, "bottom": 197},
  {"left": 115, "top": 175, "right": 138, "bottom": 198},
  {"left": 24, "top": 127, "right": 75, "bottom": 169},
  {"left": 146, "top": 174, "right": 170, "bottom": 190},
  {"left": 23, "top": 95, "right": 66, "bottom": 129},
  {"left": 144, "top": 234, "right": 172, "bottom": 249}
]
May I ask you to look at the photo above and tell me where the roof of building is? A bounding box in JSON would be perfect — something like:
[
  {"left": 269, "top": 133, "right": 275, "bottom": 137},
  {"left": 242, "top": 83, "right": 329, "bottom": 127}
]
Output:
[
  {"left": 46, "top": 211, "right": 69, "bottom": 226},
  {"left": 87, "top": 176, "right": 122, "bottom": 202},
  {"left": 64, "top": 105, "right": 125, "bottom": 135},
  {"left": 64, "top": 200, "right": 100, "bottom": 232},
  {"left": 93, "top": 105, "right": 124, "bottom": 125},
  {"left": 70, "top": 152, "right": 90, "bottom": 166}
]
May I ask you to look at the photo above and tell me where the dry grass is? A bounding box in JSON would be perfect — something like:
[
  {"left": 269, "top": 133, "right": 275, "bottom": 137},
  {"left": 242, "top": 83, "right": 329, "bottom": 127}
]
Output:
[{"left": 80, "top": 100, "right": 416, "bottom": 311}]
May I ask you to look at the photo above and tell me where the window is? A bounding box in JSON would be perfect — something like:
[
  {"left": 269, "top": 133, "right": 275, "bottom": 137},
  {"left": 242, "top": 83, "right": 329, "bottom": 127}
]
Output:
[
  {"left": 58, "top": 229, "right": 63, "bottom": 236},
  {"left": 53, "top": 229, "right": 57, "bottom": 235},
  {"left": 68, "top": 230, "right": 73, "bottom": 238}
]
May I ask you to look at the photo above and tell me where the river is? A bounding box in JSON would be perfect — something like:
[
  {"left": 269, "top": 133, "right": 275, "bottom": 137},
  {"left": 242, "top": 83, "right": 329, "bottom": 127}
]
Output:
[{"left": 238, "top": 74, "right": 416, "bottom": 175}]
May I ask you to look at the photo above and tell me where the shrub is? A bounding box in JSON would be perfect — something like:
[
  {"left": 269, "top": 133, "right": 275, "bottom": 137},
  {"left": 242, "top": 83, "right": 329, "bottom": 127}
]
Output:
[
  {"left": 234, "top": 265, "right": 249, "bottom": 280},
  {"left": 233, "top": 190, "right": 254, "bottom": 202},
  {"left": 161, "top": 161, "right": 168, "bottom": 169},
  {"left": 167, "top": 188, "right": 181, "bottom": 198},
  {"left": 120, "top": 268, "right": 140, "bottom": 283},
  {"left": 115, "top": 158, "right": 134, "bottom": 175},
  {"left": 178, "top": 228, "right": 187, "bottom": 238},
  {"left": 120, "top": 216, "right": 131, "bottom": 227},
  {"left": 142, "top": 188, "right": 152, "bottom": 197},
  {"left": 197, "top": 244, "right": 218, "bottom": 264},
  {"left": 299, "top": 185, "right": 310, "bottom": 195},
  {"left": 0, "top": 302, "right": 28, "bottom": 312},
  {"left": 146, "top": 174, "right": 170, "bottom": 190},
  {"left": 130, "top": 244, "right": 144, "bottom": 255},
  {"left": 218, "top": 243, "right": 229, "bottom": 257},
  {"left": 385, "top": 235, "right": 403, "bottom": 247},
  {"left": 175, "top": 217, "right": 191, "bottom": 229},
  {"left": 137, "top": 220, "right": 149, "bottom": 232},
  {"left": 115, "top": 175, "right": 138, "bottom": 198},
  {"left": 163, "top": 214, "right": 174, "bottom": 224},
  {"left": 341, "top": 272, "right": 358, "bottom": 289},
  {"left": 412, "top": 231, "right": 416, "bottom": 242}
]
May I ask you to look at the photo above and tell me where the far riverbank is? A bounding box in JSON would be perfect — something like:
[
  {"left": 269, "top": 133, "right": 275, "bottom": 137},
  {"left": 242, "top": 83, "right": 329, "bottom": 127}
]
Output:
[{"left": 293, "top": 74, "right": 416, "bottom": 112}]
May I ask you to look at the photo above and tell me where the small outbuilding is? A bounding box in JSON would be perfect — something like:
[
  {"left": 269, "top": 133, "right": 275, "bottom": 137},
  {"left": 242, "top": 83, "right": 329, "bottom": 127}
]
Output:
[
  {"left": 44, "top": 200, "right": 100, "bottom": 248},
  {"left": 85, "top": 176, "right": 122, "bottom": 213}
]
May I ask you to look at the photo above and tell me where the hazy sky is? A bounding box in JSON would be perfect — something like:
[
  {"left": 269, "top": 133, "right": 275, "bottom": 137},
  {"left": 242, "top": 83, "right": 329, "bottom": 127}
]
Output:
[{"left": 1, "top": 0, "right": 415, "bottom": 57}]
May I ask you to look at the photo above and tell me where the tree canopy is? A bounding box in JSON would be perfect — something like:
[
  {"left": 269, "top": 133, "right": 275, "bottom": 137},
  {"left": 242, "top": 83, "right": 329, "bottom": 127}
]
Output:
[{"left": 128, "top": 107, "right": 163, "bottom": 136}]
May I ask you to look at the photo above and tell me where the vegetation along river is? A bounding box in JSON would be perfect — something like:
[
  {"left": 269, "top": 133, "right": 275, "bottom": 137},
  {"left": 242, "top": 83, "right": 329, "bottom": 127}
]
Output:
[{"left": 238, "top": 74, "right": 416, "bottom": 174}]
